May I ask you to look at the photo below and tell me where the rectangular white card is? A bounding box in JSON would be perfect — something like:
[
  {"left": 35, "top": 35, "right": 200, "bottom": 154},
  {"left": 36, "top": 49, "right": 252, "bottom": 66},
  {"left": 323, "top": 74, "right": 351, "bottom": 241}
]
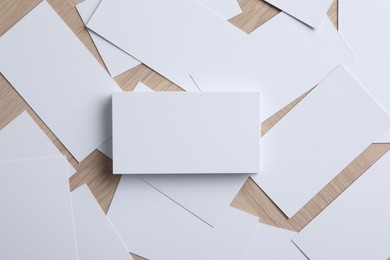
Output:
[
  {"left": 87, "top": 0, "right": 246, "bottom": 91},
  {"left": 112, "top": 92, "right": 260, "bottom": 174},
  {"left": 292, "top": 151, "right": 390, "bottom": 259},
  {"left": 252, "top": 66, "right": 390, "bottom": 218},
  {"left": 0, "top": 157, "right": 77, "bottom": 260},
  {"left": 0, "top": 111, "right": 76, "bottom": 176},
  {"left": 107, "top": 176, "right": 258, "bottom": 260},
  {"left": 244, "top": 223, "right": 305, "bottom": 260},
  {"left": 0, "top": 1, "right": 121, "bottom": 162},
  {"left": 71, "top": 184, "right": 132, "bottom": 260},
  {"left": 263, "top": 0, "right": 333, "bottom": 28},
  {"left": 76, "top": 0, "right": 141, "bottom": 77},
  {"left": 98, "top": 82, "right": 248, "bottom": 226},
  {"left": 191, "top": 13, "right": 354, "bottom": 120},
  {"left": 339, "top": 0, "right": 390, "bottom": 117}
]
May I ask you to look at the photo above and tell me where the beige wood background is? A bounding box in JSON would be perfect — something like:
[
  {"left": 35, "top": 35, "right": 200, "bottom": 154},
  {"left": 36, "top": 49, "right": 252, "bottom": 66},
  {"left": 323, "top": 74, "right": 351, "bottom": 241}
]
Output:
[{"left": 0, "top": 0, "right": 389, "bottom": 259}]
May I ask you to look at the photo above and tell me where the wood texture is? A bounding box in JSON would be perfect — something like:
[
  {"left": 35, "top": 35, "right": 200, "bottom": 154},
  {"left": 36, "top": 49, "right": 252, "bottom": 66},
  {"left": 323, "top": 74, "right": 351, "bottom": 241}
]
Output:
[{"left": 0, "top": 0, "right": 388, "bottom": 259}]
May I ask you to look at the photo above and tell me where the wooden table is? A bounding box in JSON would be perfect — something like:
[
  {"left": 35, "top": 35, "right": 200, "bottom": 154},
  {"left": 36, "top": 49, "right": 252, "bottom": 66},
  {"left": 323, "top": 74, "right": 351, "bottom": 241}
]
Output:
[{"left": 0, "top": 0, "right": 388, "bottom": 259}]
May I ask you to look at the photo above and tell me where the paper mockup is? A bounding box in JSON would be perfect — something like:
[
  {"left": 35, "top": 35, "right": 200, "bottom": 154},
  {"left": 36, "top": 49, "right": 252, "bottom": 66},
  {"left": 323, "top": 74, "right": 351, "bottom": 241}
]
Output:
[
  {"left": 113, "top": 92, "right": 260, "bottom": 174},
  {"left": 339, "top": 0, "right": 390, "bottom": 118},
  {"left": 293, "top": 151, "right": 390, "bottom": 259},
  {"left": 87, "top": 0, "right": 246, "bottom": 91},
  {"left": 252, "top": 66, "right": 390, "bottom": 217},
  {"left": 0, "top": 111, "right": 76, "bottom": 176},
  {"left": 191, "top": 13, "right": 354, "bottom": 120},
  {"left": 97, "top": 82, "right": 248, "bottom": 226},
  {"left": 0, "top": 1, "right": 121, "bottom": 162},
  {"left": 72, "top": 184, "right": 132, "bottom": 260},
  {"left": 107, "top": 176, "right": 258, "bottom": 260},
  {"left": 0, "top": 157, "right": 77, "bottom": 260},
  {"left": 244, "top": 223, "right": 305, "bottom": 260},
  {"left": 263, "top": 0, "right": 333, "bottom": 28},
  {"left": 76, "top": 0, "right": 141, "bottom": 77}
]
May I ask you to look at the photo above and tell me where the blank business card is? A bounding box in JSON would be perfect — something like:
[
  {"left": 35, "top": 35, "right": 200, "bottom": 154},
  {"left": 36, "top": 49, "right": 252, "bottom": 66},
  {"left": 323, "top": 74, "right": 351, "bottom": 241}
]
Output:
[
  {"left": 0, "top": 157, "right": 77, "bottom": 260},
  {"left": 87, "top": 0, "right": 246, "bottom": 91},
  {"left": 191, "top": 13, "right": 354, "bottom": 120},
  {"left": 252, "top": 66, "right": 390, "bottom": 218},
  {"left": 293, "top": 151, "right": 390, "bottom": 259},
  {"left": 339, "top": 0, "right": 390, "bottom": 120},
  {"left": 112, "top": 92, "right": 260, "bottom": 174},
  {"left": 0, "top": 1, "right": 121, "bottom": 162}
]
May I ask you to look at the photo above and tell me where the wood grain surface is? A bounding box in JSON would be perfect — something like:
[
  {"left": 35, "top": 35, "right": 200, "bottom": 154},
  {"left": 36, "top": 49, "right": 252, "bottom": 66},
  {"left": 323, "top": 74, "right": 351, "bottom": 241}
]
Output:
[{"left": 0, "top": 0, "right": 389, "bottom": 259}]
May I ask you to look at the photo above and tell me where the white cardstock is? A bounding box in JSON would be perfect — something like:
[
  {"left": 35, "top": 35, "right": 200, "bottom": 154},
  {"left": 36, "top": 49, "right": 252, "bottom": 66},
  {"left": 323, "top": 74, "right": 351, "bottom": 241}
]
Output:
[
  {"left": 0, "top": 1, "right": 121, "bottom": 162},
  {"left": 252, "top": 66, "right": 390, "bottom": 217},
  {"left": 87, "top": 0, "right": 246, "bottom": 91},
  {"left": 293, "top": 151, "right": 390, "bottom": 259},
  {"left": 191, "top": 13, "right": 354, "bottom": 120},
  {"left": 0, "top": 157, "right": 78, "bottom": 260},
  {"left": 112, "top": 91, "right": 260, "bottom": 174}
]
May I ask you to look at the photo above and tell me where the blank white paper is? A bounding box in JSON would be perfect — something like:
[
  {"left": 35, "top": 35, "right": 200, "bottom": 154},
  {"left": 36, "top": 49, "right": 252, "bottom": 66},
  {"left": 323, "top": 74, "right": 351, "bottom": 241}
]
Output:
[
  {"left": 76, "top": 0, "right": 141, "bottom": 77},
  {"left": 252, "top": 66, "right": 390, "bottom": 218},
  {"left": 87, "top": 0, "right": 246, "bottom": 91},
  {"left": 108, "top": 176, "right": 258, "bottom": 260},
  {"left": 72, "top": 184, "right": 133, "bottom": 260},
  {"left": 191, "top": 13, "right": 354, "bottom": 120},
  {"left": 0, "top": 157, "right": 77, "bottom": 260},
  {"left": 0, "top": 111, "right": 76, "bottom": 176},
  {"left": 198, "top": 0, "right": 242, "bottom": 20},
  {"left": 0, "top": 1, "right": 122, "bottom": 162},
  {"left": 113, "top": 92, "right": 260, "bottom": 174},
  {"left": 244, "top": 223, "right": 305, "bottom": 260},
  {"left": 263, "top": 0, "right": 333, "bottom": 28},
  {"left": 374, "top": 129, "right": 390, "bottom": 143},
  {"left": 339, "top": 0, "right": 390, "bottom": 117},
  {"left": 293, "top": 151, "right": 390, "bottom": 259},
  {"left": 97, "top": 82, "right": 248, "bottom": 226}
]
